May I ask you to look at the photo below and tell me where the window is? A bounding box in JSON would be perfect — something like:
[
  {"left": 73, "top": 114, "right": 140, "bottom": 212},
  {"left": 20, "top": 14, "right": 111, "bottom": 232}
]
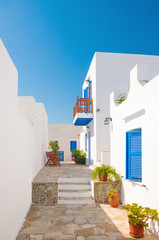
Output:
[
  {"left": 126, "top": 129, "right": 142, "bottom": 182},
  {"left": 70, "top": 141, "right": 77, "bottom": 151}
]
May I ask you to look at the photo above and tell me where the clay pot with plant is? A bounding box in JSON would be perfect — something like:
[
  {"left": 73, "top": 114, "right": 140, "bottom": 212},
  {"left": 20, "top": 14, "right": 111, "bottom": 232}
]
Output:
[
  {"left": 91, "top": 164, "right": 120, "bottom": 185},
  {"left": 107, "top": 189, "right": 119, "bottom": 208},
  {"left": 123, "top": 203, "right": 158, "bottom": 238}
]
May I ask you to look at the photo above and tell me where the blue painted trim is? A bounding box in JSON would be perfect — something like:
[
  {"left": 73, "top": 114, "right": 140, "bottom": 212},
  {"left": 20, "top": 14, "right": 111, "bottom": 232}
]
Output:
[
  {"left": 85, "top": 134, "right": 87, "bottom": 151},
  {"left": 84, "top": 87, "right": 88, "bottom": 98},
  {"left": 88, "top": 131, "right": 91, "bottom": 165},
  {"left": 89, "top": 81, "right": 92, "bottom": 100},
  {"left": 74, "top": 117, "right": 93, "bottom": 126}
]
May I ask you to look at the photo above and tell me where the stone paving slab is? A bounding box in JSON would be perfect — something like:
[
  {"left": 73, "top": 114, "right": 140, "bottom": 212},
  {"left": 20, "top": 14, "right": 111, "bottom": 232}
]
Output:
[
  {"left": 33, "top": 162, "right": 92, "bottom": 183},
  {"left": 16, "top": 204, "right": 158, "bottom": 240}
]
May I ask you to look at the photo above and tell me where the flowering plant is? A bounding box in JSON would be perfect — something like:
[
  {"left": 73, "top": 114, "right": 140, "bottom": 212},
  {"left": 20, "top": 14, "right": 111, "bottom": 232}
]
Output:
[
  {"left": 107, "top": 189, "right": 118, "bottom": 197},
  {"left": 71, "top": 149, "right": 86, "bottom": 164}
]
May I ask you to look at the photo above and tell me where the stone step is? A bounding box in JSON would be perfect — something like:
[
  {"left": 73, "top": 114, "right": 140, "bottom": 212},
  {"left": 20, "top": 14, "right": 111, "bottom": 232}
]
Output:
[
  {"left": 58, "top": 184, "right": 91, "bottom": 191},
  {"left": 58, "top": 199, "right": 95, "bottom": 205},
  {"left": 58, "top": 178, "right": 90, "bottom": 184},
  {"left": 59, "top": 197, "right": 93, "bottom": 201},
  {"left": 58, "top": 191, "right": 92, "bottom": 198}
]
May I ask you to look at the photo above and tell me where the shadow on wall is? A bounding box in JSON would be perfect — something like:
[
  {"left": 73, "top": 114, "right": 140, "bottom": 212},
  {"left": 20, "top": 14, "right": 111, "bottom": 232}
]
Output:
[
  {"left": 121, "top": 179, "right": 125, "bottom": 205},
  {"left": 90, "top": 159, "right": 94, "bottom": 165},
  {"left": 91, "top": 122, "right": 94, "bottom": 137},
  {"left": 150, "top": 220, "right": 159, "bottom": 238}
]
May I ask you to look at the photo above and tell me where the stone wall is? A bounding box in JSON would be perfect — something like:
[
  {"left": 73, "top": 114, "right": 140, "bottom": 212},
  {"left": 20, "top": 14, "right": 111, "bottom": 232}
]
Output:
[
  {"left": 32, "top": 182, "right": 58, "bottom": 205},
  {"left": 94, "top": 181, "right": 121, "bottom": 204}
]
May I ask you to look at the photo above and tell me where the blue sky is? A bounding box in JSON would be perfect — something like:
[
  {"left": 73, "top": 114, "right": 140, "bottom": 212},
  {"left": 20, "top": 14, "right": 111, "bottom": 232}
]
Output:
[{"left": 0, "top": 0, "right": 159, "bottom": 123}]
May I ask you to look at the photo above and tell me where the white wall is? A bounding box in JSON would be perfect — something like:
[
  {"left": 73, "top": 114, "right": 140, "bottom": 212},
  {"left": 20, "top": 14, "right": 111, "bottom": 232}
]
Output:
[
  {"left": 110, "top": 65, "right": 159, "bottom": 237},
  {"left": 80, "top": 52, "right": 159, "bottom": 166},
  {"left": 48, "top": 124, "right": 82, "bottom": 161},
  {"left": 81, "top": 55, "right": 97, "bottom": 165},
  {"left": 0, "top": 40, "right": 48, "bottom": 240}
]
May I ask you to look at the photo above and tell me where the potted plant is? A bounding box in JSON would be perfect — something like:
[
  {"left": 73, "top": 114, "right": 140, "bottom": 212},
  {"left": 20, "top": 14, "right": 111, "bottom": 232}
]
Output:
[
  {"left": 91, "top": 164, "right": 120, "bottom": 183},
  {"left": 123, "top": 203, "right": 158, "bottom": 238},
  {"left": 107, "top": 189, "right": 119, "bottom": 208},
  {"left": 49, "top": 140, "right": 60, "bottom": 155},
  {"left": 115, "top": 92, "right": 127, "bottom": 104}
]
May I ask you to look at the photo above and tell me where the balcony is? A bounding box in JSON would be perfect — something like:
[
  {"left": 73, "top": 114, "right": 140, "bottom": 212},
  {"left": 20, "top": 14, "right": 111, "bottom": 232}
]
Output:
[{"left": 73, "top": 97, "right": 93, "bottom": 126}]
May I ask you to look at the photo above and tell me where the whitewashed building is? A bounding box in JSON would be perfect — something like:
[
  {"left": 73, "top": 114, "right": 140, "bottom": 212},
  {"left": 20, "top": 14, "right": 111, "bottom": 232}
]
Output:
[
  {"left": 0, "top": 39, "right": 48, "bottom": 240},
  {"left": 48, "top": 124, "right": 82, "bottom": 161},
  {"left": 73, "top": 52, "right": 159, "bottom": 166},
  {"left": 110, "top": 64, "right": 159, "bottom": 237}
]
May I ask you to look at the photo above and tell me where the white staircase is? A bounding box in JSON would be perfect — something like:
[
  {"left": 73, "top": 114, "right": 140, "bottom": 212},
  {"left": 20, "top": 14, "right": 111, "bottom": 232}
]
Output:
[{"left": 58, "top": 178, "right": 95, "bottom": 204}]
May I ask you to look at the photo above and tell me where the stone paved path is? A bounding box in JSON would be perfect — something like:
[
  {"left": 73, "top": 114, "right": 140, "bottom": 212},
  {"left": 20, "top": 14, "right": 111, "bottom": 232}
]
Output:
[
  {"left": 33, "top": 162, "right": 92, "bottom": 183},
  {"left": 16, "top": 204, "right": 158, "bottom": 240}
]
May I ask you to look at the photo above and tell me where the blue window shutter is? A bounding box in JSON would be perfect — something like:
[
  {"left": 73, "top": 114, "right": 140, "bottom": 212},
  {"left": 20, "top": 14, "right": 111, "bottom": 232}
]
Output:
[
  {"left": 70, "top": 141, "right": 77, "bottom": 151},
  {"left": 126, "top": 129, "right": 142, "bottom": 182}
]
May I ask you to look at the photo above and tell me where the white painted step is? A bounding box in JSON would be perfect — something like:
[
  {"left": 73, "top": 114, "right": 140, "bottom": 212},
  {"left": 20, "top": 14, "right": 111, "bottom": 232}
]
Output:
[
  {"left": 58, "top": 191, "right": 92, "bottom": 198},
  {"left": 58, "top": 184, "right": 91, "bottom": 191},
  {"left": 58, "top": 178, "right": 90, "bottom": 184},
  {"left": 58, "top": 199, "right": 95, "bottom": 205}
]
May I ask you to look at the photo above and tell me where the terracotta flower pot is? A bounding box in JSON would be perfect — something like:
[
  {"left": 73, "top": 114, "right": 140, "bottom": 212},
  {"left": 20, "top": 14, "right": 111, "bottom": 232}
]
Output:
[
  {"left": 108, "top": 196, "right": 119, "bottom": 208},
  {"left": 98, "top": 173, "right": 108, "bottom": 181},
  {"left": 129, "top": 223, "right": 144, "bottom": 238}
]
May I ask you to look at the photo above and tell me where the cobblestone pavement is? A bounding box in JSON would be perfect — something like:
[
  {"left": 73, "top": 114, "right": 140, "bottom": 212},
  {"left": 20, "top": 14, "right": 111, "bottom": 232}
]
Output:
[
  {"left": 33, "top": 162, "right": 92, "bottom": 183},
  {"left": 16, "top": 204, "right": 158, "bottom": 240}
]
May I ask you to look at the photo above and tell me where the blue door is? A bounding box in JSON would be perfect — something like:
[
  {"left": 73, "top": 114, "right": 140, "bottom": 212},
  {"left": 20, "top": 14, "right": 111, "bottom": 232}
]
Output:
[
  {"left": 70, "top": 141, "right": 77, "bottom": 151},
  {"left": 58, "top": 151, "right": 64, "bottom": 161},
  {"left": 126, "top": 129, "right": 142, "bottom": 182}
]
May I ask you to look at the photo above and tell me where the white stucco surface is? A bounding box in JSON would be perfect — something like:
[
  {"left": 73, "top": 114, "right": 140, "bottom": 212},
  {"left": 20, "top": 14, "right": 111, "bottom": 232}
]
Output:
[
  {"left": 0, "top": 40, "right": 48, "bottom": 240},
  {"left": 110, "top": 65, "right": 159, "bottom": 237},
  {"left": 48, "top": 124, "right": 82, "bottom": 161},
  {"left": 80, "top": 52, "right": 159, "bottom": 166}
]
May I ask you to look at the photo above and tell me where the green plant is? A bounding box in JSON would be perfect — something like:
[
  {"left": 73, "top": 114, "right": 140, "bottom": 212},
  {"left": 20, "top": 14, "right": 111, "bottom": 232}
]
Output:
[
  {"left": 115, "top": 92, "right": 127, "bottom": 104},
  {"left": 107, "top": 189, "right": 118, "bottom": 197},
  {"left": 123, "top": 203, "right": 158, "bottom": 228},
  {"left": 49, "top": 140, "right": 60, "bottom": 155},
  {"left": 71, "top": 149, "right": 86, "bottom": 164},
  {"left": 91, "top": 164, "right": 120, "bottom": 184}
]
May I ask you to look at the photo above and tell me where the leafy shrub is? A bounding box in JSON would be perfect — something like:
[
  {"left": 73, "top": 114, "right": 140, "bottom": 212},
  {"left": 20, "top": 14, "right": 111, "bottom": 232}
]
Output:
[{"left": 71, "top": 149, "right": 86, "bottom": 165}]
